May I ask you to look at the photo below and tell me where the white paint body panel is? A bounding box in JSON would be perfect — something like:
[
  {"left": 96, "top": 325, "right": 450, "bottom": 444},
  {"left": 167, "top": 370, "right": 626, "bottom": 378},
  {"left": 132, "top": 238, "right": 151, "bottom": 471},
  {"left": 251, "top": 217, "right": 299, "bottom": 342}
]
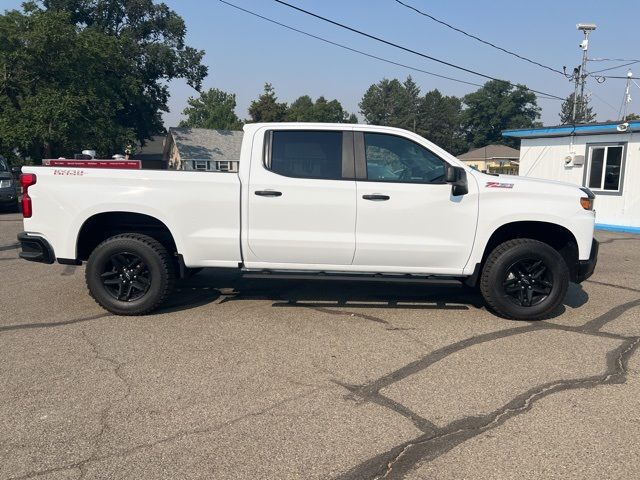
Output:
[
  {"left": 22, "top": 168, "right": 242, "bottom": 267},
  {"left": 353, "top": 180, "right": 478, "bottom": 273},
  {"left": 22, "top": 122, "right": 596, "bottom": 276}
]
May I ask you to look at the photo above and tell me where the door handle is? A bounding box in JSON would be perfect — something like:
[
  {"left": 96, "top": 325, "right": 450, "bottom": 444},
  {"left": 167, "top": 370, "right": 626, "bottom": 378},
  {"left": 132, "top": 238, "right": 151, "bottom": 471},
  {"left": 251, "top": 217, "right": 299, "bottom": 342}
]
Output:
[
  {"left": 255, "top": 190, "right": 282, "bottom": 197},
  {"left": 362, "top": 194, "right": 390, "bottom": 201}
]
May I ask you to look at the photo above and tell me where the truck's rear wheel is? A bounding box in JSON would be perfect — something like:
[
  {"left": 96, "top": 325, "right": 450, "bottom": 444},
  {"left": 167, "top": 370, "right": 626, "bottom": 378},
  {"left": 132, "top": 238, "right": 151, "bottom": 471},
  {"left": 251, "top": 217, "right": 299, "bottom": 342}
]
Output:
[
  {"left": 480, "top": 239, "right": 569, "bottom": 320},
  {"left": 86, "top": 233, "right": 175, "bottom": 315}
]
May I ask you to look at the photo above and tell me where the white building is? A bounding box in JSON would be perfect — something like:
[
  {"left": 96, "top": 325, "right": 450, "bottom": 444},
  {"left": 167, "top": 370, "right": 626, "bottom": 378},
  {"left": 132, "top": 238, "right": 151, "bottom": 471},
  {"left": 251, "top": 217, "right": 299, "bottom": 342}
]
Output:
[{"left": 503, "top": 121, "right": 640, "bottom": 233}]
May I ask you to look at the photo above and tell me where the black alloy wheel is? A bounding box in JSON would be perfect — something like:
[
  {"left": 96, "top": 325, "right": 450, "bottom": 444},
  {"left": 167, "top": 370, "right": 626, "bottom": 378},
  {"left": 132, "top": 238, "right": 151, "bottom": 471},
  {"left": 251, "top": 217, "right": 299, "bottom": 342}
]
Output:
[
  {"left": 502, "top": 258, "right": 553, "bottom": 307},
  {"left": 100, "top": 252, "right": 151, "bottom": 302}
]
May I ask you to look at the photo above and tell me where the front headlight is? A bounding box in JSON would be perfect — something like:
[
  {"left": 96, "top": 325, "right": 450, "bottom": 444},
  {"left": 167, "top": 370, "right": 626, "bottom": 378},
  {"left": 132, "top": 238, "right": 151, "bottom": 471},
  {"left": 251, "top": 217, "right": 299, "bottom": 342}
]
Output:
[{"left": 0, "top": 179, "right": 12, "bottom": 189}]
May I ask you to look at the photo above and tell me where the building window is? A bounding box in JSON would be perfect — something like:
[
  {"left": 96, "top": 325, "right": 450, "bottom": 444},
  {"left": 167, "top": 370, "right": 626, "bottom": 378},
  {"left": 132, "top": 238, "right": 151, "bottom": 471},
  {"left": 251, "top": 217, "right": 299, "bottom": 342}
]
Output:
[
  {"left": 585, "top": 144, "right": 625, "bottom": 194},
  {"left": 194, "top": 160, "right": 208, "bottom": 171}
]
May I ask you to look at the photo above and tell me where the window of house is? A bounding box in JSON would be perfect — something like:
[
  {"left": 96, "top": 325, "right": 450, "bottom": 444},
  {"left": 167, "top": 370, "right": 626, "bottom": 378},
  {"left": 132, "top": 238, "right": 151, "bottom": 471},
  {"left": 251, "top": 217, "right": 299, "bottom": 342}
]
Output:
[
  {"left": 363, "top": 133, "right": 446, "bottom": 184},
  {"left": 194, "top": 160, "right": 208, "bottom": 171},
  {"left": 586, "top": 144, "right": 625, "bottom": 193},
  {"left": 267, "top": 131, "right": 343, "bottom": 180}
]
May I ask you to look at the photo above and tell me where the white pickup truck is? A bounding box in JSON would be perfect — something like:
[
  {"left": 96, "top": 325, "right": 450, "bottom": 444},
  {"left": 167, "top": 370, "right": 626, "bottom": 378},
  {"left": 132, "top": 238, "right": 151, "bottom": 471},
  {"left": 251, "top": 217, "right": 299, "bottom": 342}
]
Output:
[{"left": 17, "top": 123, "right": 598, "bottom": 319}]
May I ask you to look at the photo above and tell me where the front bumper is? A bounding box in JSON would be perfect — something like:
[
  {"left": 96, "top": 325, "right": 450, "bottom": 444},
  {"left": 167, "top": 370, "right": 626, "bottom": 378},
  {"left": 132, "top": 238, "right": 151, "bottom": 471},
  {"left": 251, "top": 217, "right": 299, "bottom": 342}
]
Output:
[
  {"left": 575, "top": 238, "right": 599, "bottom": 283},
  {"left": 17, "top": 232, "right": 55, "bottom": 264}
]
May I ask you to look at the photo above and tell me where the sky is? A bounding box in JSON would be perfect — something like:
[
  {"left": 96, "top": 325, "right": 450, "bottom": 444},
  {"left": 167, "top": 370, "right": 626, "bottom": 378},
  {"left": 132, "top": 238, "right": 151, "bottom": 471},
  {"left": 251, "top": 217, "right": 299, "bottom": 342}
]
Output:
[{"left": 4, "top": 0, "right": 640, "bottom": 127}]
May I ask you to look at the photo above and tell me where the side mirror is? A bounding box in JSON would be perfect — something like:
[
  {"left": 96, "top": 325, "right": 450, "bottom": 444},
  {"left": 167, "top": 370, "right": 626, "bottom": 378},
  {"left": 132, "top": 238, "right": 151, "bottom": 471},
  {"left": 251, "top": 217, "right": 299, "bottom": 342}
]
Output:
[{"left": 445, "top": 165, "right": 468, "bottom": 196}]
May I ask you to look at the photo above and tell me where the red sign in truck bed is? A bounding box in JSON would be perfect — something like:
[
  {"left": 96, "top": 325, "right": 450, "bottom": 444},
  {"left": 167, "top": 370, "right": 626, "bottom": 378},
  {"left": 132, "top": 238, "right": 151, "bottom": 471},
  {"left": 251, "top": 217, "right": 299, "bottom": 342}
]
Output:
[{"left": 43, "top": 159, "right": 141, "bottom": 169}]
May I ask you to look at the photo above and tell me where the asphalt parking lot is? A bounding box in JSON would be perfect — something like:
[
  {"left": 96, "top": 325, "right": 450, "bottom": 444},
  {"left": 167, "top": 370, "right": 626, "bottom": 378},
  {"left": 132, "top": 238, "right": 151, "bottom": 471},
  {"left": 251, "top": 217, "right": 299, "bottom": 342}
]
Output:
[{"left": 1, "top": 211, "right": 640, "bottom": 480}]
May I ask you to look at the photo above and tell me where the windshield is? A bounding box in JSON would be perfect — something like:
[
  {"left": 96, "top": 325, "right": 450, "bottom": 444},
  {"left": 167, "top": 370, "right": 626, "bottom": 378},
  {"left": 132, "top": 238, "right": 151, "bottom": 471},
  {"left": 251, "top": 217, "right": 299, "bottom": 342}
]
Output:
[{"left": 0, "top": 158, "right": 7, "bottom": 172}]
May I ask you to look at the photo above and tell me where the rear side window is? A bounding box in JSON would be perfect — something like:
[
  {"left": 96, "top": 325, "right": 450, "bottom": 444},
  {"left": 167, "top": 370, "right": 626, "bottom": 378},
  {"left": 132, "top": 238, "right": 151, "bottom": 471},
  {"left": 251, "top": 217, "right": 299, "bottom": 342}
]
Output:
[{"left": 267, "top": 131, "right": 344, "bottom": 180}]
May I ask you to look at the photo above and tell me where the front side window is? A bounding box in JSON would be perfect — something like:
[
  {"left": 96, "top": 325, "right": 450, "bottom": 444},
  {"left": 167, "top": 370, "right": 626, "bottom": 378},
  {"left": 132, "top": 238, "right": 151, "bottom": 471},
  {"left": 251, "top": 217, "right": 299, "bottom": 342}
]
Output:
[
  {"left": 586, "top": 144, "right": 625, "bottom": 193},
  {"left": 0, "top": 158, "right": 7, "bottom": 172},
  {"left": 268, "top": 131, "right": 343, "bottom": 180},
  {"left": 363, "top": 133, "right": 446, "bottom": 183}
]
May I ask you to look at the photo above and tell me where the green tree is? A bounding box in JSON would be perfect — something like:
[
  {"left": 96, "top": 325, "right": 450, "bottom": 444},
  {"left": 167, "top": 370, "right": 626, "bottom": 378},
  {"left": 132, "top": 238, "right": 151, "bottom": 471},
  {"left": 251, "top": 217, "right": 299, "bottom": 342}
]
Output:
[
  {"left": 248, "top": 83, "right": 288, "bottom": 122},
  {"left": 400, "top": 76, "right": 421, "bottom": 132},
  {"left": 559, "top": 93, "right": 596, "bottom": 124},
  {"left": 286, "top": 95, "right": 357, "bottom": 123},
  {"left": 417, "top": 89, "right": 467, "bottom": 154},
  {"left": 286, "top": 95, "right": 315, "bottom": 122},
  {"left": 359, "top": 78, "right": 408, "bottom": 127},
  {"left": 461, "top": 80, "right": 541, "bottom": 148},
  {"left": 179, "top": 88, "right": 242, "bottom": 130},
  {"left": 0, "top": 1, "right": 206, "bottom": 163}
]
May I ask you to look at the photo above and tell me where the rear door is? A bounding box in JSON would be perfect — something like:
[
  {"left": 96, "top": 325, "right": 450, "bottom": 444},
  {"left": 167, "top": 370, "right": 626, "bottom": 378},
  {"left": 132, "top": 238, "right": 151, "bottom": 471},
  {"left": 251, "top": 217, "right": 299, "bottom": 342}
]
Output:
[
  {"left": 244, "top": 128, "right": 357, "bottom": 267},
  {"left": 353, "top": 131, "right": 478, "bottom": 274}
]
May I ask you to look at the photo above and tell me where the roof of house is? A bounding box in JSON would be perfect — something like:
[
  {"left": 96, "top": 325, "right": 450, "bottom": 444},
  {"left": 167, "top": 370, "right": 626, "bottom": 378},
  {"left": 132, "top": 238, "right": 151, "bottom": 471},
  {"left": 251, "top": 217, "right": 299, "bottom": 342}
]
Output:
[
  {"left": 458, "top": 144, "right": 520, "bottom": 161},
  {"left": 167, "top": 127, "right": 244, "bottom": 161},
  {"left": 502, "top": 120, "right": 640, "bottom": 139},
  {"left": 134, "top": 135, "right": 165, "bottom": 161}
]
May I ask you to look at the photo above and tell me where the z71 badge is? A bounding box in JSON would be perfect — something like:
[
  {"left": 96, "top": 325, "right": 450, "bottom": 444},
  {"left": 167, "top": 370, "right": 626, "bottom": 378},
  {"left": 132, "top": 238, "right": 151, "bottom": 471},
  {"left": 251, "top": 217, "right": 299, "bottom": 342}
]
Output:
[{"left": 485, "top": 181, "right": 514, "bottom": 189}]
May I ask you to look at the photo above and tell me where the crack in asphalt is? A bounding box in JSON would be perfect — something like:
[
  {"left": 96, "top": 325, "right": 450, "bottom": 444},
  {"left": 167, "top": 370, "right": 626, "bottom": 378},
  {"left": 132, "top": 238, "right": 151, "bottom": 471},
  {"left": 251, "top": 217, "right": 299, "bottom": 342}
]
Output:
[
  {"left": 0, "top": 313, "right": 110, "bottom": 333},
  {"left": 0, "top": 243, "right": 19, "bottom": 251},
  {"left": 309, "top": 305, "right": 391, "bottom": 325},
  {"left": 597, "top": 236, "right": 640, "bottom": 244},
  {"left": 586, "top": 279, "right": 640, "bottom": 294},
  {"left": 368, "top": 337, "right": 640, "bottom": 480},
  {"left": 9, "top": 387, "right": 328, "bottom": 480},
  {"left": 76, "top": 329, "right": 133, "bottom": 480},
  {"left": 333, "top": 297, "right": 640, "bottom": 480}
]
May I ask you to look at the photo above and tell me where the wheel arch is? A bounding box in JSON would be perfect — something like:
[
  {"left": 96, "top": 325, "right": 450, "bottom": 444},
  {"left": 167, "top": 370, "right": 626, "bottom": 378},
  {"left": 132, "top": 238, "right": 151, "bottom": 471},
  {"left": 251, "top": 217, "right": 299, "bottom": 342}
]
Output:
[
  {"left": 76, "top": 211, "right": 179, "bottom": 262},
  {"left": 469, "top": 221, "right": 580, "bottom": 285}
]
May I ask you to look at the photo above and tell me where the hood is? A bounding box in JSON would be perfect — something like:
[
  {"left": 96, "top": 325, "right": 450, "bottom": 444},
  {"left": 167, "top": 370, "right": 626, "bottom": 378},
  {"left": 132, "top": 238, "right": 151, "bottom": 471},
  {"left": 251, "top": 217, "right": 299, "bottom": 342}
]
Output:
[{"left": 469, "top": 171, "right": 586, "bottom": 198}]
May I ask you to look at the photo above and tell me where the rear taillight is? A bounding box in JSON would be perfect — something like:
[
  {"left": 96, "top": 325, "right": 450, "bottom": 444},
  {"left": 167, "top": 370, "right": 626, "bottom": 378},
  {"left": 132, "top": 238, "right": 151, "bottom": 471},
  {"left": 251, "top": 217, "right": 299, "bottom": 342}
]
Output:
[{"left": 20, "top": 173, "right": 37, "bottom": 218}]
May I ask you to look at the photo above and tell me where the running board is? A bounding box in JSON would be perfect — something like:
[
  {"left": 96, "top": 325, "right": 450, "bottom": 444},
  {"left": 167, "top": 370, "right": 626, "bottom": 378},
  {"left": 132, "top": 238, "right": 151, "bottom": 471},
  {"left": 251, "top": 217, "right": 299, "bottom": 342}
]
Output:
[{"left": 240, "top": 270, "right": 461, "bottom": 285}]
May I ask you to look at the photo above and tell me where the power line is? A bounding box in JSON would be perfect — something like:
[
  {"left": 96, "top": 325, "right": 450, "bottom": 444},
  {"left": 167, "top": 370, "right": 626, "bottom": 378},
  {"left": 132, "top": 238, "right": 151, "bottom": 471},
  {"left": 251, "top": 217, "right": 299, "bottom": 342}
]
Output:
[
  {"left": 586, "top": 89, "right": 621, "bottom": 116},
  {"left": 219, "top": 1, "right": 560, "bottom": 101},
  {"left": 588, "top": 60, "right": 640, "bottom": 75},
  {"left": 272, "top": 0, "right": 564, "bottom": 100},
  {"left": 218, "top": 0, "right": 484, "bottom": 89},
  {"left": 392, "top": 0, "right": 565, "bottom": 76},
  {"left": 588, "top": 58, "right": 640, "bottom": 62},
  {"left": 593, "top": 75, "right": 640, "bottom": 80}
]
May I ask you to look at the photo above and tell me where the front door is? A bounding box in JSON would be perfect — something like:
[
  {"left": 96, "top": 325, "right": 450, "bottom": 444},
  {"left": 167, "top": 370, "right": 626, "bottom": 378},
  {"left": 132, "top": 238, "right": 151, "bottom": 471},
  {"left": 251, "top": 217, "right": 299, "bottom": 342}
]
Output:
[
  {"left": 245, "top": 129, "right": 357, "bottom": 267},
  {"left": 353, "top": 131, "right": 478, "bottom": 274}
]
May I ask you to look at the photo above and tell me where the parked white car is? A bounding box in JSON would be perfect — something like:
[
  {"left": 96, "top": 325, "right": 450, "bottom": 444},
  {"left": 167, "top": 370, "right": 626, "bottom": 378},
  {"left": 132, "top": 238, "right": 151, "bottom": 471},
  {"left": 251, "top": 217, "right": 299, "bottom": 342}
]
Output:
[{"left": 17, "top": 123, "right": 598, "bottom": 319}]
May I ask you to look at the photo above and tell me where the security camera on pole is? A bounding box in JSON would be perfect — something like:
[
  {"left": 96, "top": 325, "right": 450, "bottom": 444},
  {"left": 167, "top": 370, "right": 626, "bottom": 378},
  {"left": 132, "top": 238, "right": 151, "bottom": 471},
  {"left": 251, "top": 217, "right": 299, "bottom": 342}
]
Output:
[{"left": 572, "top": 23, "right": 596, "bottom": 123}]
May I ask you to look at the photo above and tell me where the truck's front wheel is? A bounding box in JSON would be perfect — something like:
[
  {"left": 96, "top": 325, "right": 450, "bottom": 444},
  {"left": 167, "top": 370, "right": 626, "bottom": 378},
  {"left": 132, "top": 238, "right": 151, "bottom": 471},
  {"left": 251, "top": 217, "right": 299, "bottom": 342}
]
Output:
[
  {"left": 480, "top": 239, "right": 569, "bottom": 320},
  {"left": 86, "top": 233, "right": 176, "bottom": 315}
]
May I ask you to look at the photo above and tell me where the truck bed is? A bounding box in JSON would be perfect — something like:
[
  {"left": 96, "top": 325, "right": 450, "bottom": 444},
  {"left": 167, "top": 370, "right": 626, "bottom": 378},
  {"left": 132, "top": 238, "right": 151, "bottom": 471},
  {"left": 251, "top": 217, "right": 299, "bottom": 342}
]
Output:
[{"left": 22, "top": 167, "right": 243, "bottom": 267}]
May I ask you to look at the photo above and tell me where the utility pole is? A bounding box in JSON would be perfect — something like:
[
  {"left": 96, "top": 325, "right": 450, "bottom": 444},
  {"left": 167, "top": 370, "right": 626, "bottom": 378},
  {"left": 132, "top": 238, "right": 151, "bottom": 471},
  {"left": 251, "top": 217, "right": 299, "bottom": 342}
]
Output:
[{"left": 572, "top": 23, "right": 596, "bottom": 123}]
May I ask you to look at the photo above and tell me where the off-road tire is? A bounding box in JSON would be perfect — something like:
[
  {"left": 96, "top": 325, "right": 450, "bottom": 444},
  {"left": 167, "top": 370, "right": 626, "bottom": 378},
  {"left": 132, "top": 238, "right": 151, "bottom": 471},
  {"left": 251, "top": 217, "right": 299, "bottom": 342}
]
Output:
[
  {"left": 480, "top": 239, "right": 569, "bottom": 320},
  {"left": 86, "top": 233, "right": 176, "bottom": 315}
]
